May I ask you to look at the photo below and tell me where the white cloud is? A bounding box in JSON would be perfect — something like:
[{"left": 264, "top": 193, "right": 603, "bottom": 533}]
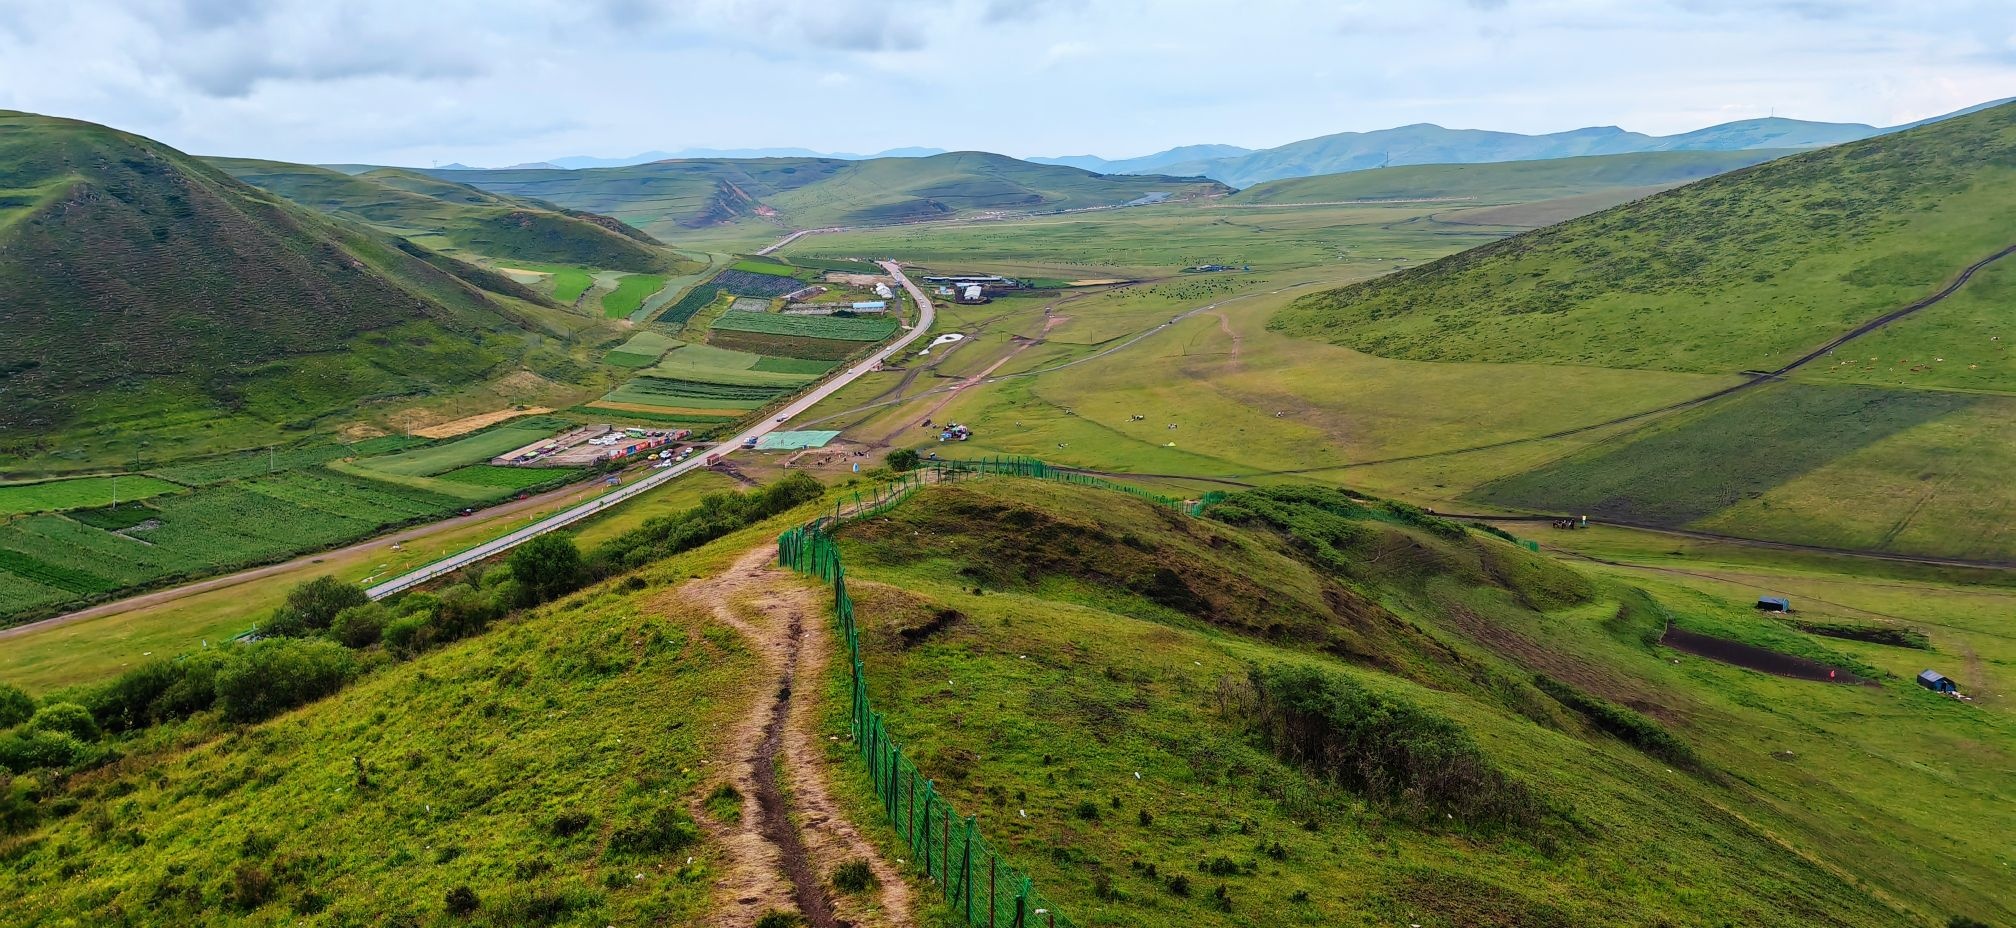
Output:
[{"left": 0, "top": 0, "right": 2008, "bottom": 165}]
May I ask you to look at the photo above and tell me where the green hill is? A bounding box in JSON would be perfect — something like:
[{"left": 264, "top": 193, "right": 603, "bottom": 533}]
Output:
[
  {"left": 5, "top": 476, "right": 2007, "bottom": 926},
  {"left": 1271, "top": 101, "right": 2016, "bottom": 385},
  {"left": 0, "top": 111, "right": 564, "bottom": 471},
  {"left": 1230, "top": 149, "right": 1793, "bottom": 206},
  {"left": 208, "top": 159, "right": 683, "bottom": 273},
  {"left": 426, "top": 153, "right": 1230, "bottom": 237}
]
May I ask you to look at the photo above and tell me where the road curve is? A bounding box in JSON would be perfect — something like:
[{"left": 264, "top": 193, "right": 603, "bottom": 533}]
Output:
[
  {"left": 364, "top": 260, "right": 936, "bottom": 600},
  {"left": 755, "top": 227, "right": 843, "bottom": 256}
]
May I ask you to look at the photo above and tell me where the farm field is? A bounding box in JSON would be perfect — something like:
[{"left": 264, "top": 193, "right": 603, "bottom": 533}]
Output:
[
  {"left": 603, "top": 330, "right": 680, "bottom": 368},
  {"left": 348, "top": 422, "right": 562, "bottom": 477},
  {"left": 599, "top": 272, "right": 668, "bottom": 318},
  {"left": 0, "top": 468, "right": 472, "bottom": 626},
  {"left": 709, "top": 311, "right": 898, "bottom": 341},
  {"left": 0, "top": 474, "right": 182, "bottom": 516}
]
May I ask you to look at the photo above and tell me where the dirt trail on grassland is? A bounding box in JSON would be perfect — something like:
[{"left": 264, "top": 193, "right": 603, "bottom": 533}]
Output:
[{"left": 674, "top": 546, "right": 913, "bottom": 928}]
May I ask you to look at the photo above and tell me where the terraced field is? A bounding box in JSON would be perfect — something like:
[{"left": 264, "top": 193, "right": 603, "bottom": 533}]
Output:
[
  {"left": 603, "top": 330, "right": 680, "bottom": 368},
  {"left": 709, "top": 311, "right": 898, "bottom": 341}
]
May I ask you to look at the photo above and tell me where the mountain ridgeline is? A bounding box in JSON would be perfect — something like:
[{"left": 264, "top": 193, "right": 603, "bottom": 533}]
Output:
[
  {"left": 207, "top": 159, "right": 682, "bottom": 273},
  {"left": 1068, "top": 98, "right": 2011, "bottom": 187},
  {"left": 420, "top": 151, "right": 1231, "bottom": 237},
  {"left": 0, "top": 112, "right": 559, "bottom": 465}
]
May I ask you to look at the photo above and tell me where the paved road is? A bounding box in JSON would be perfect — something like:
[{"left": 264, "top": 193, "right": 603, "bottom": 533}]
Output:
[
  {"left": 364, "top": 261, "right": 937, "bottom": 600},
  {"left": 755, "top": 227, "right": 842, "bottom": 256}
]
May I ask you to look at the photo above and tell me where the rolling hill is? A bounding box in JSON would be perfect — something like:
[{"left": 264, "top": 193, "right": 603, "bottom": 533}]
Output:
[
  {"left": 9, "top": 475, "right": 2006, "bottom": 926},
  {"left": 423, "top": 153, "right": 1230, "bottom": 237},
  {"left": 0, "top": 111, "right": 563, "bottom": 471},
  {"left": 1272, "top": 100, "right": 2016, "bottom": 560},
  {"left": 1270, "top": 101, "right": 2016, "bottom": 381},
  {"left": 207, "top": 159, "right": 683, "bottom": 273},
  {"left": 1151, "top": 99, "right": 2009, "bottom": 187},
  {"left": 1228, "top": 149, "right": 1794, "bottom": 206}
]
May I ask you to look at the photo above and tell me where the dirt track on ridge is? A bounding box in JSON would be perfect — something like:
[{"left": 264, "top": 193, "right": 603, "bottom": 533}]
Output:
[{"left": 675, "top": 546, "right": 913, "bottom": 928}]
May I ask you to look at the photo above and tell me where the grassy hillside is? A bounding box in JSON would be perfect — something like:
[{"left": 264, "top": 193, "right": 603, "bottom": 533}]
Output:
[
  {"left": 825, "top": 479, "right": 2013, "bottom": 927},
  {"left": 1230, "top": 149, "right": 1792, "bottom": 205},
  {"left": 0, "top": 516, "right": 784, "bottom": 926},
  {"left": 0, "top": 111, "right": 580, "bottom": 471},
  {"left": 429, "top": 154, "right": 1229, "bottom": 238},
  {"left": 1271, "top": 101, "right": 2016, "bottom": 385},
  {"left": 209, "top": 159, "right": 683, "bottom": 273}
]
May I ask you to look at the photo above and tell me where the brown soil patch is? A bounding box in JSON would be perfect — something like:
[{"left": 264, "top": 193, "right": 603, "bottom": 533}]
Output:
[
  {"left": 412, "top": 406, "right": 554, "bottom": 439},
  {"left": 672, "top": 546, "right": 913, "bottom": 928},
  {"left": 1663, "top": 626, "right": 1868, "bottom": 684}
]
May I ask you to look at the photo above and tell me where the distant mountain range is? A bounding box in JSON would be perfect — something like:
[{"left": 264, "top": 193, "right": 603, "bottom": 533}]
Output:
[
  {"left": 1034, "top": 98, "right": 2015, "bottom": 187},
  {"left": 540, "top": 146, "right": 948, "bottom": 170}
]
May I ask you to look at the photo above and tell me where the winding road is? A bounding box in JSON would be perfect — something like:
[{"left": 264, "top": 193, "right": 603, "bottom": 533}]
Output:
[{"left": 363, "top": 260, "right": 937, "bottom": 600}]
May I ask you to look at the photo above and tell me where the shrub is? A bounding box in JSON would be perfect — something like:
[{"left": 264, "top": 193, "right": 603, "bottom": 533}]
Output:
[
  {"left": 1241, "top": 664, "right": 1541, "bottom": 828},
  {"left": 591, "top": 473, "right": 823, "bottom": 574},
  {"left": 548, "top": 811, "right": 593, "bottom": 837},
  {"left": 28, "top": 702, "right": 100, "bottom": 741},
  {"left": 0, "top": 730, "right": 92, "bottom": 773},
  {"left": 607, "top": 807, "right": 699, "bottom": 856},
  {"left": 1, "top": 775, "right": 38, "bottom": 835},
  {"left": 445, "top": 885, "right": 480, "bottom": 916},
  {"left": 831, "top": 859, "right": 877, "bottom": 894},
  {"left": 1167, "top": 874, "right": 1191, "bottom": 896},
  {"left": 214, "top": 639, "right": 357, "bottom": 723},
  {"left": 228, "top": 863, "right": 275, "bottom": 911},
  {"left": 508, "top": 534, "right": 586, "bottom": 607},
  {"left": 1532, "top": 675, "right": 1699, "bottom": 769},
  {"left": 0, "top": 684, "right": 32, "bottom": 728},
  {"left": 755, "top": 911, "right": 803, "bottom": 928},
  {"left": 1948, "top": 917, "right": 1989, "bottom": 928},
  {"left": 329, "top": 603, "right": 390, "bottom": 648},
  {"left": 888, "top": 448, "right": 921, "bottom": 472},
  {"left": 264, "top": 576, "right": 369, "bottom": 637},
  {"left": 381, "top": 613, "right": 432, "bottom": 656},
  {"left": 1074, "top": 800, "right": 1101, "bottom": 821}
]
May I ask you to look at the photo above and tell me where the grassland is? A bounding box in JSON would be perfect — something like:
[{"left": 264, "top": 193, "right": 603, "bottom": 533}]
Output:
[
  {"left": 0, "top": 524, "right": 783, "bottom": 926},
  {"left": 1228, "top": 149, "right": 1793, "bottom": 205},
  {"left": 0, "top": 112, "right": 589, "bottom": 475},
  {"left": 428, "top": 153, "right": 1229, "bottom": 239},
  {"left": 0, "top": 475, "right": 182, "bottom": 516},
  {"left": 820, "top": 480, "right": 2013, "bottom": 926},
  {"left": 1271, "top": 102, "right": 2016, "bottom": 380}
]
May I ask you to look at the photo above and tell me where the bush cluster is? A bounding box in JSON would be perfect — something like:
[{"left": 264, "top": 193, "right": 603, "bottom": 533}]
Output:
[
  {"left": 1242, "top": 664, "right": 1542, "bottom": 828},
  {"left": 1531, "top": 674, "right": 1699, "bottom": 769}
]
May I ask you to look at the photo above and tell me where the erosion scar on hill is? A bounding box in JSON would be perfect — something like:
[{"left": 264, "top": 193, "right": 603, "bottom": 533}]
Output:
[{"left": 678, "top": 546, "right": 913, "bottom": 928}]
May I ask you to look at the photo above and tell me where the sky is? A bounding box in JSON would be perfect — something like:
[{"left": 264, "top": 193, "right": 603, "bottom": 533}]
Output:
[{"left": 0, "top": 0, "right": 2011, "bottom": 167}]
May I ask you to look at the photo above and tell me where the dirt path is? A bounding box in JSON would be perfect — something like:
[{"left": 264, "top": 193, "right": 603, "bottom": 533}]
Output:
[{"left": 676, "top": 546, "right": 912, "bottom": 928}]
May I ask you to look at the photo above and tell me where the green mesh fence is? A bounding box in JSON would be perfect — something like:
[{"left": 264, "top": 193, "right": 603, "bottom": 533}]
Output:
[{"left": 780, "top": 457, "right": 1202, "bottom": 928}]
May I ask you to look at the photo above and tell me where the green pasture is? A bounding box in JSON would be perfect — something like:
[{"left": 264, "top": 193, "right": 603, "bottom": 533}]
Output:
[
  {"left": 600, "top": 272, "right": 668, "bottom": 318},
  {"left": 0, "top": 475, "right": 182, "bottom": 516}
]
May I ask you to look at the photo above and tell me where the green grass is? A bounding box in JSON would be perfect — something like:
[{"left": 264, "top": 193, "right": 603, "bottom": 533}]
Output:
[
  {"left": 350, "top": 425, "right": 556, "bottom": 478},
  {"left": 749, "top": 355, "right": 838, "bottom": 375},
  {"left": 416, "top": 152, "right": 1228, "bottom": 237},
  {"left": 1271, "top": 102, "right": 2016, "bottom": 380},
  {"left": 0, "top": 535, "right": 770, "bottom": 926},
  {"left": 435, "top": 463, "right": 582, "bottom": 490},
  {"left": 0, "top": 112, "right": 554, "bottom": 474},
  {"left": 208, "top": 158, "right": 685, "bottom": 274},
  {"left": 817, "top": 478, "right": 2013, "bottom": 926},
  {"left": 0, "top": 475, "right": 182, "bottom": 516},
  {"left": 1230, "top": 149, "right": 1793, "bottom": 205},
  {"left": 709, "top": 312, "right": 897, "bottom": 341},
  {"left": 599, "top": 376, "right": 788, "bottom": 411},
  {"left": 1473, "top": 382, "right": 1980, "bottom": 525},
  {"left": 729, "top": 259, "right": 806, "bottom": 277},
  {"left": 600, "top": 273, "right": 668, "bottom": 318},
  {"left": 145, "top": 436, "right": 428, "bottom": 487},
  {"left": 0, "top": 468, "right": 472, "bottom": 626}
]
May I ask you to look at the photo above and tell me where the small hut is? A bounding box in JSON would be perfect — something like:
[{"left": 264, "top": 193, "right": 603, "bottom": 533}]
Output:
[
  {"left": 1916, "top": 670, "right": 1958, "bottom": 694},
  {"left": 1755, "top": 596, "right": 1791, "bottom": 613}
]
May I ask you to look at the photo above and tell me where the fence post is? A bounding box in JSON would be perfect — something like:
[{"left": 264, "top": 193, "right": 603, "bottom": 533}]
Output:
[
  {"left": 963, "top": 815, "right": 975, "bottom": 923},
  {"left": 989, "top": 851, "right": 997, "bottom": 928}
]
